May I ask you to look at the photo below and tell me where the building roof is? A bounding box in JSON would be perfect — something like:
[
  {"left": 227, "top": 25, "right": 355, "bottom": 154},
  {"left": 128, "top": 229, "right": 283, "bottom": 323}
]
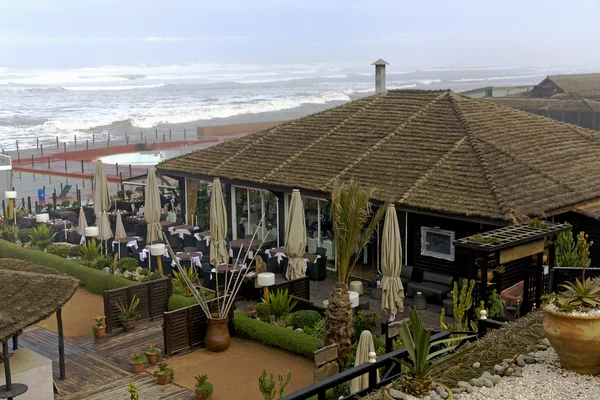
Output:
[
  {"left": 0, "top": 259, "right": 79, "bottom": 342},
  {"left": 488, "top": 98, "right": 600, "bottom": 113},
  {"left": 158, "top": 89, "right": 600, "bottom": 222},
  {"left": 544, "top": 74, "right": 600, "bottom": 100}
]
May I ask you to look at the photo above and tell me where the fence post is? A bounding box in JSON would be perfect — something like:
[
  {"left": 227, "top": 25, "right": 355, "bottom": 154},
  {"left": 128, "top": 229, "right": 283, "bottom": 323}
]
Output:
[
  {"left": 169, "top": 128, "right": 172, "bottom": 139},
  {"left": 129, "top": 164, "right": 132, "bottom": 177},
  {"left": 56, "top": 136, "right": 59, "bottom": 148},
  {"left": 63, "top": 142, "right": 67, "bottom": 152},
  {"left": 93, "top": 132, "right": 95, "bottom": 144},
  {"left": 81, "top": 160, "right": 84, "bottom": 173},
  {"left": 115, "top": 162, "right": 119, "bottom": 175},
  {"left": 74, "top": 134, "right": 77, "bottom": 148},
  {"left": 52, "top": 189, "right": 57, "bottom": 207},
  {"left": 27, "top": 196, "right": 31, "bottom": 213},
  {"left": 64, "top": 159, "right": 68, "bottom": 172},
  {"left": 162, "top": 133, "right": 165, "bottom": 145},
  {"left": 107, "top": 132, "right": 110, "bottom": 147},
  {"left": 36, "top": 137, "right": 39, "bottom": 150},
  {"left": 155, "top": 128, "right": 158, "bottom": 140},
  {"left": 47, "top": 157, "right": 51, "bottom": 169},
  {"left": 120, "top": 172, "right": 124, "bottom": 192},
  {"left": 41, "top": 144, "right": 44, "bottom": 156},
  {"left": 140, "top": 131, "right": 143, "bottom": 140},
  {"left": 125, "top": 132, "right": 129, "bottom": 145},
  {"left": 86, "top": 139, "right": 89, "bottom": 150},
  {"left": 16, "top": 140, "right": 19, "bottom": 162},
  {"left": 184, "top": 128, "right": 187, "bottom": 140},
  {"left": 31, "top": 154, "right": 34, "bottom": 167}
]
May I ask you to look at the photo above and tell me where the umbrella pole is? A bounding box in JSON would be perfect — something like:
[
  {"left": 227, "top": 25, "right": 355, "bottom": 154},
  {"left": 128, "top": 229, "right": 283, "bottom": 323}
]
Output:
[{"left": 156, "top": 255, "right": 163, "bottom": 274}]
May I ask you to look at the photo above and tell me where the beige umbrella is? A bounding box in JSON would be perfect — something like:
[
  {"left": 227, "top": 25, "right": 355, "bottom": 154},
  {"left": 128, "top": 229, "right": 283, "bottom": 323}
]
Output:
[
  {"left": 209, "top": 178, "right": 229, "bottom": 267},
  {"left": 113, "top": 211, "right": 127, "bottom": 267},
  {"left": 350, "top": 330, "right": 379, "bottom": 393},
  {"left": 93, "top": 160, "right": 110, "bottom": 221},
  {"left": 381, "top": 205, "right": 404, "bottom": 320},
  {"left": 76, "top": 207, "right": 88, "bottom": 236},
  {"left": 285, "top": 189, "right": 307, "bottom": 280},
  {"left": 97, "top": 211, "right": 113, "bottom": 255},
  {"left": 145, "top": 169, "right": 163, "bottom": 244}
]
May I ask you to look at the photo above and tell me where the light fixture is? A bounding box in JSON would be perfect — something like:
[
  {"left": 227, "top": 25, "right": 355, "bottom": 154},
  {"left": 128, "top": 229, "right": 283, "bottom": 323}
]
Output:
[
  {"left": 84, "top": 226, "right": 99, "bottom": 237},
  {"left": 349, "top": 291, "right": 360, "bottom": 308},
  {"left": 35, "top": 213, "right": 50, "bottom": 223},
  {"left": 257, "top": 272, "right": 276, "bottom": 300}
]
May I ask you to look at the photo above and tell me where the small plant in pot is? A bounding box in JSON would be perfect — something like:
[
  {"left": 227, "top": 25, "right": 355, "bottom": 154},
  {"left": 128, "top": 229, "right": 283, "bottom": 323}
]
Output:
[
  {"left": 115, "top": 294, "right": 140, "bottom": 331},
  {"left": 153, "top": 362, "right": 174, "bottom": 385},
  {"left": 129, "top": 353, "right": 147, "bottom": 374},
  {"left": 92, "top": 315, "right": 106, "bottom": 338},
  {"left": 194, "top": 374, "right": 213, "bottom": 400},
  {"left": 145, "top": 343, "right": 161, "bottom": 365}
]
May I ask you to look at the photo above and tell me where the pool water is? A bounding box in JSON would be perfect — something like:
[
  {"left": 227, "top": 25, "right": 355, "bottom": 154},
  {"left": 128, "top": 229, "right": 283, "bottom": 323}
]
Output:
[{"left": 99, "top": 150, "right": 184, "bottom": 166}]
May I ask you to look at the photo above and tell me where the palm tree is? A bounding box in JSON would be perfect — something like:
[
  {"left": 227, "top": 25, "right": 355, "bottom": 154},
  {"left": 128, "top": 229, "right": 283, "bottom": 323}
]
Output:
[{"left": 324, "top": 179, "right": 388, "bottom": 359}]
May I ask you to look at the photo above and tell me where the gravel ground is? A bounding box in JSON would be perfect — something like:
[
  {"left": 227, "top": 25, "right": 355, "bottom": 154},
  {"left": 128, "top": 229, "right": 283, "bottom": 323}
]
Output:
[{"left": 455, "top": 348, "right": 600, "bottom": 400}]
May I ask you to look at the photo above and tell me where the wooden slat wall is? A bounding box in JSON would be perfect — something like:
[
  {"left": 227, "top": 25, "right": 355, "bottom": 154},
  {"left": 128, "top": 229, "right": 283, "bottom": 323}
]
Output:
[{"left": 104, "top": 278, "right": 172, "bottom": 333}]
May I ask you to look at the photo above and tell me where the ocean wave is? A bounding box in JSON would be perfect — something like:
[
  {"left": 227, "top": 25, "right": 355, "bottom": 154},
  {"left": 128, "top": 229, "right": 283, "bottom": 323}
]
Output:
[
  {"left": 63, "top": 83, "right": 165, "bottom": 91},
  {"left": 131, "top": 91, "right": 351, "bottom": 128}
]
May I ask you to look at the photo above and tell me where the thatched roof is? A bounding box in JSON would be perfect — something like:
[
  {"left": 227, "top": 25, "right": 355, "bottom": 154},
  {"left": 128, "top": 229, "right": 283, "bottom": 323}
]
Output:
[
  {"left": 0, "top": 259, "right": 79, "bottom": 342},
  {"left": 158, "top": 89, "right": 600, "bottom": 222},
  {"left": 488, "top": 98, "right": 600, "bottom": 113},
  {"left": 545, "top": 74, "right": 600, "bottom": 100}
]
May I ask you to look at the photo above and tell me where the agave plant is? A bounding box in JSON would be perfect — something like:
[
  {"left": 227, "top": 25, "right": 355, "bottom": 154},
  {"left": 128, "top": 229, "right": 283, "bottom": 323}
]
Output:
[
  {"left": 79, "top": 240, "right": 102, "bottom": 264},
  {"left": 549, "top": 278, "right": 600, "bottom": 311},
  {"left": 115, "top": 294, "right": 140, "bottom": 321},
  {"left": 262, "top": 289, "right": 297, "bottom": 324},
  {"left": 173, "top": 266, "right": 199, "bottom": 297},
  {"left": 30, "top": 224, "right": 56, "bottom": 249}
]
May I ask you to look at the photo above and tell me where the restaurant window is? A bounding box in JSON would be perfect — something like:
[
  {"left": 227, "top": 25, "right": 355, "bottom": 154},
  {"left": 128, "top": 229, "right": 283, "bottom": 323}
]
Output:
[
  {"left": 420, "top": 227, "right": 455, "bottom": 261},
  {"left": 231, "top": 185, "right": 279, "bottom": 244}
]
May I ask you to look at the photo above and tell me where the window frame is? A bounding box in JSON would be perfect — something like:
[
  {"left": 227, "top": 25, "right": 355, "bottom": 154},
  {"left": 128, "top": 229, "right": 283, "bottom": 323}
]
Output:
[{"left": 420, "top": 226, "right": 455, "bottom": 261}]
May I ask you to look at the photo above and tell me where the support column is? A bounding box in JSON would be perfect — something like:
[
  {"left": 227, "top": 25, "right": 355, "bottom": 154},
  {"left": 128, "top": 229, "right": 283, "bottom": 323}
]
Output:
[
  {"left": 57, "top": 308, "right": 66, "bottom": 380},
  {"left": 479, "top": 252, "right": 489, "bottom": 304},
  {"left": 0, "top": 340, "right": 28, "bottom": 399},
  {"left": 534, "top": 251, "right": 543, "bottom": 308}
]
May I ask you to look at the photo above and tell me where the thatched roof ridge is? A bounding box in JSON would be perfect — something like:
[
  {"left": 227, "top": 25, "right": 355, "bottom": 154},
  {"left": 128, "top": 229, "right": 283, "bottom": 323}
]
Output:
[
  {"left": 546, "top": 73, "right": 600, "bottom": 100},
  {"left": 488, "top": 98, "right": 600, "bottom": 113},
  {"left": 0, "top": 259, "right": 79, "bottom": 342},
  {"left": 158, "top": 89, "right": 600, "bottom": 222}
]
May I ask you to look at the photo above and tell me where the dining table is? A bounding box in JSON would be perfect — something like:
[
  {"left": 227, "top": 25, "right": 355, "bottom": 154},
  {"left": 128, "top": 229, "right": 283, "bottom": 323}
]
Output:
[
  {"left": 111, "top": 236, "right": 139, "bottom": 252},
  {"left": 168, "top": 224, "right": 199, "bottom": 239},
  {"left": 53, "top": 210, "right": 77, "bottom": 220},
  {"left": 265, "top": 247, "right": 321, "bottom": 265},
  {"left": 139, "top": 245, "right": 170, "bottom": 261},
  {"left": 194, "top": 230, "right": 211, "bottom": 245},
  {"left": 171, "top": 251, "right": 203, "bottom": 269},
  {"left": 228, "top": 238, "right": 262, "bottom": 260}
]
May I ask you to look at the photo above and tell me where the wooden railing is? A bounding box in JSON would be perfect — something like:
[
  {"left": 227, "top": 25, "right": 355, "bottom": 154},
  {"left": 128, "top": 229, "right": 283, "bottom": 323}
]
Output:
[{"left": 103, "top": 278, "right": 172, "bottom": 333}]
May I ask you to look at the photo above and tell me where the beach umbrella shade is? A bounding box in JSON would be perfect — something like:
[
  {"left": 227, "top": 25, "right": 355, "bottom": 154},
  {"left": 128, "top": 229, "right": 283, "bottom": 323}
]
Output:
[
  {"left": 350, "top": 330, "right": 379, "bottom": 393},
  {"left": 145, "top": 169, "right": 163, "bottom": 244},
  {"left": 285, "top": 189, "right": 307, "bottom": 280},
  {"left": 209, "top": 178, "right": 229, "bottom": 267},
  {"left": 76, "top": 207, "right": 88, "bottom": 236},
  {"left": 114, "top": 211, "right": 127, "bottom": 259},
  {"left": 93, "top": 160, "right": 110, "bottom": 221},
  {"left": 97, "top": 211, "right": 113, "bottom": 255},
  {"left": 381, "top": 205, "right": 404, "bottom": 320}
]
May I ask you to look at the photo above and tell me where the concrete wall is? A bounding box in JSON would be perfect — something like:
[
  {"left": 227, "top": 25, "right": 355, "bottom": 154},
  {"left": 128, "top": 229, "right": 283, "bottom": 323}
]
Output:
[{"left": 0, "top": 348, "right": 54, "bottom": 400}]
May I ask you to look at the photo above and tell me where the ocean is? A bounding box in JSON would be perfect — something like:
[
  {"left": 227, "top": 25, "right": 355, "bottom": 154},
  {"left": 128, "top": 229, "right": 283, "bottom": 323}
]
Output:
[{"left": 0, "top": 63, "right": 592, "bottom": 151}]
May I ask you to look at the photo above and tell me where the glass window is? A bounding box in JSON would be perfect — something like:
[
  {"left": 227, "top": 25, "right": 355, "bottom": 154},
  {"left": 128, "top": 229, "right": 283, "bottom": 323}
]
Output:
[
  {"left": 420, "top": 227, "right": 455, "bottom": 261},
  {"left": 235, "top": 187, "right": 248, "bottom": 238}
]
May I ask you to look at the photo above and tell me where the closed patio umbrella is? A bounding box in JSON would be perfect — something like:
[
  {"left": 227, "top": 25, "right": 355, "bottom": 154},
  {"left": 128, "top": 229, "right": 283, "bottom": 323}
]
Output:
[
  {"left": 209, "top": 178, "right": 229, "bottom": 267},
  {"left": 350, "top": 330, "right": 379, "bottom": 393},
  {"left": 285, "top": 189, "right": 307, "bottom": 280},
  {"left": 381, "top": 205, "right": 404, "bottom": 320},
  {"left": 76, "top": 207, "right": 88, "bottom": 242},
  {"left": 113, "top": 210, "right": 127, "bottom": 267},
  {"left": 145, "top": 169, "right": 163, "bottom": 244},
  {"left": 93, "top": 160, "right": 110, "bottom": 221},
  {"left": 97, "top": 211, "right": 113, "bottom": 255}
]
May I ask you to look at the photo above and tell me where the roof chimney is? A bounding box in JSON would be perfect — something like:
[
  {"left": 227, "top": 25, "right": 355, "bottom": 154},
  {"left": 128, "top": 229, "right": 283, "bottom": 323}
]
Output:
[{"left": 372, "top": 59, "right": 389, "bottom": 94}]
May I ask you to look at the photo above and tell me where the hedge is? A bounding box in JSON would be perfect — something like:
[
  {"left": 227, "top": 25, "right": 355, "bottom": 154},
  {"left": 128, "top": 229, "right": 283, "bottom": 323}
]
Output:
[
  {"left": 234, "top": 312, "right": 323, "bottom": 358},
  {"left": 0, "top": 240, "right": 132, "bottom": 294},
  {"left": 168, "top": 290, "right": 216, "bottom": 311}
]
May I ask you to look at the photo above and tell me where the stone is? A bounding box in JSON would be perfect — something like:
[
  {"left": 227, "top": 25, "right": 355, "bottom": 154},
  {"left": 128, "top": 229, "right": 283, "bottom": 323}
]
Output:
[
  {"left": 480, "top": 371, "right": 491, "bottom": 378},
  {"left": 494, "top": 364, "right": 505, "bottom": 373},
  {"left": 295, "top": 328, "right": 304, "bottom": 333},
  {"left": 469, "top": 378, "right": 483, "bottom": 387},
  {"left": 536, "top": 344, "right": 548, "bottom": 351},
  {"left": 422, "top": 396, "right": 431, "bottom": 400},
  {"left": 524, "top": 355, "right": 536, "bottom": 364},
  {"left": 458, "top": 381, "right": 474, "bottom": 393},
  {"left": 503, "top": 358, "right": 514, "bottom": 364},
  {"left": 388, "top": 388, "right": 406, "bottom": 399},
  {"left": 505, "top": 367, "right": 515, "bottom": 375},
  {"left": 472, "top": 361, "right": 481, "bottom": 368},
  {"left": 516, "top": 355, "right": 526, "bottom": 367},
  {"left": 287, "top": 326, "right": 294, "bottom": 329},
  {"left": 452, "top": 387, "right": 466, "bottom": 394},
  {"left": 489, "top": 375, "right": 502, "bottom": 385},
  {"left": 482, "top": 378, "right": 494, "bottom": 388},
  {"left": 430, "top": 395, "right": 442, "bottom": 400},
  {"left": 435, "top": 386, "right": 449, "bottom": 399},
  {"left": 102, "top": 267, "right": 112, "bottom": 274},
  {"left": 541, "top": 338, "right": 551, "bottom": 346}
]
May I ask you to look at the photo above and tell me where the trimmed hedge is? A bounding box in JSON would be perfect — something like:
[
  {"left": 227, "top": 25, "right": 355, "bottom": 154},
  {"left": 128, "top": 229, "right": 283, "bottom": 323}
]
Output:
[
  {"left": 0, "top": 240, "right": 132, "bottom": 294},
  {"left": 234, "top": 312, "right": 323, "bottom": 358},
  {"left": 168, "top": 290, "right": 216, "bottom": 311}
]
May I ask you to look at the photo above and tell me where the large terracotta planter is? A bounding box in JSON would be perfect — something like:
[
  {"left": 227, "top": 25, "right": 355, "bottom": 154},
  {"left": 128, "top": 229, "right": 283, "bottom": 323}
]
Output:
[
  {"left": 131, "top": 361, "right": 145, "bottom": 374},
  {"left": 543, "top": 306, "right": 600, "bottom": 375},
  {"left": 477, "top": 269, "right": 494, "bottom": 282},
  {"left": 205, "top": 314, "right": 230, "bottom": 352}
]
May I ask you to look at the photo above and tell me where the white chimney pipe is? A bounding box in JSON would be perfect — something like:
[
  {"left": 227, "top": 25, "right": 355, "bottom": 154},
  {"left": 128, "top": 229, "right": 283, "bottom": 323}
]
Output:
[{"left": 372, "top": 59, "right": 389, "bottom": 94}]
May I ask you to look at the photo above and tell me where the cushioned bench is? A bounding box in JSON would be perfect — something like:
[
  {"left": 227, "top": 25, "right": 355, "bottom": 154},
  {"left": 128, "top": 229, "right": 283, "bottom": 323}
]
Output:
[
  {"left": 401, "top": 265, "right": 413, "bottom": 287},
  {"left": 406, "top": 271, "right": 454, "bottom": 303}
]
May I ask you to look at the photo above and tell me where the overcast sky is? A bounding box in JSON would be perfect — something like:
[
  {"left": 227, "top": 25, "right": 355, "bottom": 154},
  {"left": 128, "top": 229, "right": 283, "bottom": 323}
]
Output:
[{"left": 1, "top": 0, "right": 599, "bottom": 69}]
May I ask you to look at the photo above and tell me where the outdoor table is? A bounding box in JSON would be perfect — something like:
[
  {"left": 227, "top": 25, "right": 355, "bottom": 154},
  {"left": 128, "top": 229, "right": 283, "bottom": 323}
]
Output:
[
  {"left": 139, "top": 245, "right": 169, "bottom": 261},
  {"left": 17, "top": 216, "right": 36, "bottom": 228},
  {"left": 171, "top": 251, "right": 203, "bottom": 269},
  {"left": 168, "top": 224, "right": 199, "bottom": 239},
  {"left": 209, "top": 263, "right": 248, "bottom": 282},
  {"left": 111, "top": 237, "right": 139, "bottom": 252},
  {"left": 228, "top": 238, "right": 262, "bottom": 259},
  {"left": 265, "top": 247, "right": 321, "bottom": 265},
  {"left": 54, "top": 210, "right": 77, "bottom": 219},
  {"left": 45, "top": 219, "right": 73, "bottom": 232},
  {"left": 194, "top": 230, "right": 211, "bottom": 245},
  {"left": 160, "top": 221, "right": 177, "bottom": 229},
  {"left": 126, "top": 216, "right": 146, "bottom": 225}
]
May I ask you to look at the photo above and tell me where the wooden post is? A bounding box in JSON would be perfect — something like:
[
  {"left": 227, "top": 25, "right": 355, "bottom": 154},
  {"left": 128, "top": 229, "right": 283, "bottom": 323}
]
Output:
[
  {"left": 140, "top": 131, "right": 143, "bottom": 140},
  {"left": 184, "top": 128, "right": 187, "bottom": 140},
  {"left": 41, "top": 143, "right": 44, "bottom": 156},
  {"left": 93, "top": 132, "right": 95, "bottom": 144},
  {"left": 57, "top": 308, "right": 66, "bottom": 380},
  {"left": 16, "top": 140, "right": 19, "bottom": 162},
  {"left": 155, "top": 128, "right": 158, "bottom": 140},
  {"left": 169, "top": 128, "right": 172, "bottom": 139},
  {"left": 125, "top": 132, "right": 129, "bottom": 144},
  {"left": 12, "top": 335, "right": 18, "bottom": 350},
  {"left": 36, "top": 137, "right": 39, "bottom": 150},
  {"left": 157, "top": 256, "right": 163, "bottom": 274},
  {"left": 534, "top": 251, "right": 543, "bottom": 308},
  {"left": 162, "top": 133, "right": 165, "bottom": 145},
  {"left": 31, "top": 154, "right": 34, "bottom": 166},
  {"left": 64, "top": 158, "right": 67, "bottom": 172},
  {"left": 27, "top": 196, "right": 31, "bottom": 213},
  {"left": 63, "top": 142, "right": 66, "bottom": 153},
  {"left": 56, "top": 136, "right": 59, "bottom": 148},
  {"left": 47, "top": 156, "right": 51, "bottom": 169},
  {"left": 74, "top": 134, "right": 77, "bottom": 148},
  {"left": 479, "top": 252, "right": 489, "bottom": 304},
  {"left": 53, "top": 189, "right": 57, "bottom": 208},
  {"left": 129, "top": 164, "right": 132, "bottom": 177},
  {"left": 116, "top": 162, "right": 119, "bottom": 175},
  {"left": 2, "top": 200, "right": 5, "bottom": 218},
  {"left": 263, "top": 286, "right": 269, "bottom": 301},
  {"left": 81, "top": 160, "right": 84, "bottom": 173},
  {"left": 86, "top": 139, "right": 89, "bottom": 150}
]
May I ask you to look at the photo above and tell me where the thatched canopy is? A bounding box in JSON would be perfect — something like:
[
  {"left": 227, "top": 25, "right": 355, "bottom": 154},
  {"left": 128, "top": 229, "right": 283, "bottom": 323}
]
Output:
[
  {"left": 158, "top": 89, "right": 600, "bottom": 222},
  {"left": 511, "top": 73, "right": 600, "bottom": 100},
  {"left": 0, "top": 259, "right": 79, "bottom": 342},
  {"left": 488, "top": 98, "right": 600, "bottom": 113}
]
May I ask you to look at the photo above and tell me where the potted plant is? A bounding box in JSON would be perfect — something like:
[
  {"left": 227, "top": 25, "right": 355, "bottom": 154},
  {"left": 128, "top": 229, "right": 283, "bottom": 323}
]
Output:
[
  {"left": 153, "top": 362, "right": 174, "bottom": 385},
  {"left": 194, "top": 375, "right": 213, "bottom": 400},
  {"left": 92, "top": 315, "right": 106, "bottom": 338},
  {"left": 115, "top": 295, "right": 140, "bottom": 331},
  {"left": 129, "top": 353, "right": 147, "bottom": 374},
  {"left": 145, "top": 343, "right": 161, "bottom": 365}
]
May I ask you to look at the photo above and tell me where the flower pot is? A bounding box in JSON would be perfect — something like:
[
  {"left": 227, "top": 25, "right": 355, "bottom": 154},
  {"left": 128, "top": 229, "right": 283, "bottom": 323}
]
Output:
[
  {"left": 477, "top": 269, "right": 494, "bottom": 282},
  {"left": 130, "top": 362, "right": 145, "bottom": 374},
  {"left": 122, "top": 319, "right": 136, "bottom": 332},
  {"left": 94, "top": 326, "right": 106, "bottom": 339},
  {"left": 196, "top": 388, "right": 211, "bottom": 400},
  {"left": 157, "top": 374, "right": 171, "bottom": 385},
  {"left": 145, "top": 351, "right": 159, "bottom": 365},
  {"left": 543, "top": 306, "right": 600, "bottom": 375},
  {"left": 204, "top": 314, "right": 230, "bottom": 352}
]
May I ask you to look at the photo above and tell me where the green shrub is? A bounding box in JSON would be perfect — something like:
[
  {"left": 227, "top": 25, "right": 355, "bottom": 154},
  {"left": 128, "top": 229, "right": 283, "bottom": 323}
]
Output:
[
  {"left": 286, "top": 310, "right": 322, "bottom": 330},
  {"left": 173, "top": 266, "right": 198, "bottom": 296},
  {"left": 19, "top": 228, "right": 34, "bottom": 243},
  {"left": 256, "top": 302, "right": 271, "bottom": 320},
  {"left": 0, "top": 240, "right": 133, "bottom": 294},
  {"left": 68, "top": 245, "right": 82, "bottom": 257},
  {"left": 117, "top": 257, "right": 139, "bottom": 272},
  {"left": 60, "top": 200, "right": 71, "bottom": 209},
  {"left": 47, "top": 243, "right": 71, "bottom": 258},
  {"left": 234, "top": 312, "right": 322, "bottom": 358},
  {"left": 262, "top": 289, "right": 297, "bottom": 324},
  {"left": 167, "top": 291, "right": 215, "bottom": 311},
  {"left": 79, "top": 240, "right": 102, "bottom": 264},
  {"left": 304, "top": 318, "right": 325, "bottom": 340},
  {"left": 30, "top": 224, "right": 56, "bottom": 249},
  {"left": 352, "top": 310, "right": 380, "bottom": 342},
  {"left": 90, "top": 255, "right": 113, "bottom": 270}
]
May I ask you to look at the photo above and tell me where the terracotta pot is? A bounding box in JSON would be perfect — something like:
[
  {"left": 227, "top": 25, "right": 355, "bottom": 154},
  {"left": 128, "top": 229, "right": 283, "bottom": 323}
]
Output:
[
  {"left": 477, "top": 269, "right": 494, "bottom": 282},
  {"left": 195, "top": 388, "right": 210, "bottom": 400},
  {"left": 157, "top": 374, "right": 171, "bottom": 385},
  {"left": 94, "top": 326, "right": 105, "bottom": 339},
  {"left": 543, "top": 306, "right": 600, "bottom": 375},
  {"left": 122, "top": 319, "right": 136, "bottom": 332},
  {"left": 145, "top": 351, "right": 158, "bottom": 364},
  {"left": 130, "top": 362, "right": 145, "bottom": 374},
  {"left": 205, "top": 314, "right": 231, "bottom": 352}
]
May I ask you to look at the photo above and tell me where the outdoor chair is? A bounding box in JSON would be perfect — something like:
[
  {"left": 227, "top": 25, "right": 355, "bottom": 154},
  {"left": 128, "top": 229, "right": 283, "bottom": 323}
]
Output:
[
  {"left": 307, "top": 257, "right": 326, "bottom": 281},
  {"left": 400, "top": 265, "right": 413, "bottom": 287},
  {"left": 166, "top": 233, "right": 183, "bottom": 250},
  {"left": 183, "top": 246, "right": 196, "bottom": 253},
  {"left": 316, "top": 246, "right": 327, "bottom": 259},
  {"left": 406, "top": 271, "right": 454, "bottom": 303},
  {"left": 196, "top": 239, "right": 209, "bottom": 255}
]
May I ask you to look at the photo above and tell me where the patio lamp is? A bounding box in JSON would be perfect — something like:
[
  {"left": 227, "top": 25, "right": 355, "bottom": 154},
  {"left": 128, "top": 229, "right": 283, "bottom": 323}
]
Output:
[
  {"left": 150, "top": 243, "right": 166, "bottom": 274},
  {"left": 257, "top": 272, "right": 276, "bottom": 301},
  {"left": 5, "top": 191, "right": 16, "bottom": 224},
  {"left": 85, "top": 226, "right": 99, "bottom": 245},
  {"left": 35, "top": 213, "right": 50, "bottom": 224}
]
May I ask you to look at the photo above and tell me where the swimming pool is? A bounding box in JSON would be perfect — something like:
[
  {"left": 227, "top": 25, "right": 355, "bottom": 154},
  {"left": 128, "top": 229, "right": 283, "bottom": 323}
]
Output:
[{"left": 100, "top": 150, "right": 184, "bottom": 166}]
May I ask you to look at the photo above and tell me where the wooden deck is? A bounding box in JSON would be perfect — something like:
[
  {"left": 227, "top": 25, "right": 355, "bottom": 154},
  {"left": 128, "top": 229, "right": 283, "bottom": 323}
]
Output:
[{"left": 14, "top": 325, "right": 194, "bottom": 399}]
